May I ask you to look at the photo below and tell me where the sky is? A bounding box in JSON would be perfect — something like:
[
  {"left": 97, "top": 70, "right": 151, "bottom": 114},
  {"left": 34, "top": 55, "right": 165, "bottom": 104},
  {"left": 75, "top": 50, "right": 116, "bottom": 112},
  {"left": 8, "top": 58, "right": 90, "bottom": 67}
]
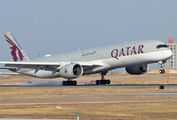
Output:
[{"left": 0, "top": 0, "right": 177, "bottom": 72}]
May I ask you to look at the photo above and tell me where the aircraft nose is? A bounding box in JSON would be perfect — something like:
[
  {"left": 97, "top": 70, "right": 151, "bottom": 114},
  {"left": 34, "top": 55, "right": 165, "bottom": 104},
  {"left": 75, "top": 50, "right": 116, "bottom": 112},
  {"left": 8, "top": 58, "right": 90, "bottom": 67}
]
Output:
[{"left": 164, "top": 50, "right": 173, "bottom": 58}]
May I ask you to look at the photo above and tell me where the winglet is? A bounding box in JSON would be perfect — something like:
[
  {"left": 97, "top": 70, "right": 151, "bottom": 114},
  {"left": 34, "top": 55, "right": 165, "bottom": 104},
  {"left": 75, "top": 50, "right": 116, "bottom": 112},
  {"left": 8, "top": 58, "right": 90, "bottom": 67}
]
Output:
[{"left": 4, "top": 32, "right": 30, "bottom": 62}]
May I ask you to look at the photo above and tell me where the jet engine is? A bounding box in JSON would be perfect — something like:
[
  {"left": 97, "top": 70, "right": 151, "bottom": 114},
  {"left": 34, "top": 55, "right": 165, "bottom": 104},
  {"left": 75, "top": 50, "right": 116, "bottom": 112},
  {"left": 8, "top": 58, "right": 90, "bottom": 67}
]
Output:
[
  {"left": 59, "top": 63, "right": 83, "bottom": 79},
  {"left": 125, "top": 64, "right": 148, "bottom": 75}
]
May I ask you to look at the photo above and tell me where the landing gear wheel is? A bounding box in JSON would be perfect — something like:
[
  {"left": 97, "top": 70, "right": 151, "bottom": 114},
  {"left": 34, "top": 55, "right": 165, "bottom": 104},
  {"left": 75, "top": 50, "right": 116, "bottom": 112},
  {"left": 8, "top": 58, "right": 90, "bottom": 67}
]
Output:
[
  {"left": 96, "top": 79, "right": 111, "bottom": 85},
  {"left": 159, "top": 69, "right": 165, "bottom": 74},
  {"left": 106, "top": 79, "right": 111, "bottom": 84},
  {"left": 103, "top": 80, "right": 107, "bottom": 85},
  {"left": 62, "top": 81, "right": 66, "bottom": 86},
  {"left": 62, "top": 80, "right": 77, "bottom": 86},
  {"left": 73, "top": 80, "right": 77, "bottom": 85},
  {"left": 96, "top": 80, "right": 100, "bottom": 85},
  {"left": 100, "top": 80, "right": 104, "bottom": 85},
  {"left": 68, "top": 81, "right": 72, "bottom": 85},
  {"left": 162, "top": 69, "right": 165, "bottom": 73}
]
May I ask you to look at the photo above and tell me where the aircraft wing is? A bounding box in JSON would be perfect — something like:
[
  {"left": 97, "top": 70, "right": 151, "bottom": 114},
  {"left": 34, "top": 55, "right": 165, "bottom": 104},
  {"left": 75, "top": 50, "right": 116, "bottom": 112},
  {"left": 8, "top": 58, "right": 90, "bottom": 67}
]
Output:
[{"left": 0, "top": 61, "right": 104, "bottom": 74}]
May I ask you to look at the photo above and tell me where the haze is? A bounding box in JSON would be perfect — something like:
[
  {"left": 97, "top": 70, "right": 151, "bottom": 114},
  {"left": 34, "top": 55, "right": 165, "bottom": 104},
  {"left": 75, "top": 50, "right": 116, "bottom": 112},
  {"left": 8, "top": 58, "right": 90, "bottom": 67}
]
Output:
[{"left": 0, "top": 0, "right": 176, "bottom": 71}]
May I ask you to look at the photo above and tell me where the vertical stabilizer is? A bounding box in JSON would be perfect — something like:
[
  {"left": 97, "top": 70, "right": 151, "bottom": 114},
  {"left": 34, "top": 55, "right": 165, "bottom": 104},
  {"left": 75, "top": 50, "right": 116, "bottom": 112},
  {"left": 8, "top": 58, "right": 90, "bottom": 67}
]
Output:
[{"left": 4, "top": 32, "right": 30, "bottom": 61}]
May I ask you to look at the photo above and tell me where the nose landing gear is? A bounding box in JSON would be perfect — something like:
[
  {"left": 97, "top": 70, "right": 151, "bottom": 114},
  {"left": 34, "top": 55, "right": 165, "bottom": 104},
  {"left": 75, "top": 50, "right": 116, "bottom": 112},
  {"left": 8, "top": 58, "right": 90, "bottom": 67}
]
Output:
[{"left": 159, "top": 61, "right": 165, "bottom": 74}]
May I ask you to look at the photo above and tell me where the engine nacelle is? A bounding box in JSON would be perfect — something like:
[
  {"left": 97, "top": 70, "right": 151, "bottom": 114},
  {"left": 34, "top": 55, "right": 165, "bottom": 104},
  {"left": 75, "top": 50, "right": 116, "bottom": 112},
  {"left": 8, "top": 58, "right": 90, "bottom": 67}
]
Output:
[
  {"left": 59, "top": 63, "right": 83, "bottom": 79},
  {"left": 125, "top": 64, "right": 148, "bottom": 75}
]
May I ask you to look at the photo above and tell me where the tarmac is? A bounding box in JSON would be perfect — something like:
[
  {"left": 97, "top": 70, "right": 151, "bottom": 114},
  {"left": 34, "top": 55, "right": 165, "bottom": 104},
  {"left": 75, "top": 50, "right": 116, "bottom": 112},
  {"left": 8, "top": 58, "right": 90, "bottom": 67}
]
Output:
[
  {"left": 1, "top": 99, "right": 177, "bottom": 106},
  {"left": 0, "top": 118, "right": 73, "bottom": 120},
  {"left": 0, "top": 84, "right": 177, "bottom": 89},
  {"left": 0, "top": 84, "right": 177, "bottom": 105}
]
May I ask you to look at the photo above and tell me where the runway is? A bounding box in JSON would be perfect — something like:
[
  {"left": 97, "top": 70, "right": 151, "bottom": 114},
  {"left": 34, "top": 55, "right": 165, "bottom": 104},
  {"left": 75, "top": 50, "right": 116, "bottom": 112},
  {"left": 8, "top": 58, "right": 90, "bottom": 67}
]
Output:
[
  {"left": 0, "top": 84, "right": 177, "bottom": 89},
  {"left": 1, "top": 84, "right": 177, "bottom": 106},
  {"left": 1, "top": 91, "right": 177, "bottom": 98},
  {"left": 1, "top": 99, "right": 177, "bottom": 106},
  {"left": 1, "top": 88, "right": 177, "bottom": 105}
]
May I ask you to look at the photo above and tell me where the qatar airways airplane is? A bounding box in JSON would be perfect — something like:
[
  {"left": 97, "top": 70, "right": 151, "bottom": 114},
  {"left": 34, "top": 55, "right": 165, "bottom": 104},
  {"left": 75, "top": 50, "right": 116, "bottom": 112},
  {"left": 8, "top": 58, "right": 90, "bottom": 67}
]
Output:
[{"left": 0, "top": 32, "right": 173, "bottom": 86}]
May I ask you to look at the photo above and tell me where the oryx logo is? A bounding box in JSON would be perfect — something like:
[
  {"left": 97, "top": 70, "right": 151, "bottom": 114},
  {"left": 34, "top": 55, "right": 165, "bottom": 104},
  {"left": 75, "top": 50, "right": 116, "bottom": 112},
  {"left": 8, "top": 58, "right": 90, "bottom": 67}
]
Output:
[
  {"left": 64, "top": 68, "right": 68, "bottom": 74},
  {"left": 4, "top": 35, "right": 24, "bottom": 61}
]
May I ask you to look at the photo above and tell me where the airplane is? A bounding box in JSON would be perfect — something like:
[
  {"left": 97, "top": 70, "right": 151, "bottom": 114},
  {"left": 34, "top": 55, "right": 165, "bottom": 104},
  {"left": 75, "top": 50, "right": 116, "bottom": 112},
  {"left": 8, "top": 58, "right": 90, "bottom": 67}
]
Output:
[{"left": 0, "top": 32, "right": 173, "bottom": 86}]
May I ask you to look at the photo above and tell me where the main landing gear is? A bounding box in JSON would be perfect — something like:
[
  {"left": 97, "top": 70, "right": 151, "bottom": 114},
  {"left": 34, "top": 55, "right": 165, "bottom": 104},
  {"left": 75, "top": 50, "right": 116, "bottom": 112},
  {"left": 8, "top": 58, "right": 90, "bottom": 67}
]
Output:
[
  {"left": 96, "top": 72, "right": 111, "bottom": 85},
  {"left": 62, "top": 80, "right": 77, "bottom": 86},
  {"left": 159, "top": 61, "right": 165, "bottom": 74},
  {"left": 62, "top": 71, "right": 111, "bottom": 86}
]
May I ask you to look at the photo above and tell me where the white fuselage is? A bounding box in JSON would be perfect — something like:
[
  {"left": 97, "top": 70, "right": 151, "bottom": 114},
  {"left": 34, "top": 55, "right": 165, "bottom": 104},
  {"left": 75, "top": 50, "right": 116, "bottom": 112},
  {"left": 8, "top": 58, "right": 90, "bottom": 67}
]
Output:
[{"left": 16, "top": 40, "right": 172, "bottom": 78}]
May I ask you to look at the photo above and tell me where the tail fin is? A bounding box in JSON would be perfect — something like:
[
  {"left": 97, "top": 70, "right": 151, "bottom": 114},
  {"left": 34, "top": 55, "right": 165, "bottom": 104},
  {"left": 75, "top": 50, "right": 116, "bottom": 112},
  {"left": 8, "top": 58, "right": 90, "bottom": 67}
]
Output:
[{"left": 4, "top": 32, "right": 30, "bottom": 62}]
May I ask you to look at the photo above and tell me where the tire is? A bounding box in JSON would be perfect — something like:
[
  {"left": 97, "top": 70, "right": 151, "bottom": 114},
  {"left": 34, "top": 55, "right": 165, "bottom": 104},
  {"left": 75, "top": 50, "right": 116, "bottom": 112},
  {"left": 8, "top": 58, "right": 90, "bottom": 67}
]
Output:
[
  {"left": 162, "top": 69, "right": 165, "bottom": 74},
  {"left": 103, "top": 80, "right": 107, "bottom": 85},
  {"left": 96, "top": 80, "right": 100, "bottom": 85},
  {"left": 73, "top": 81, "right": 77, "bottom": 85},
  {"left": 62, "top": 81, "right": 66, "bottom": 86},
  {"left": 159, "top": 69, "right": 162, "bottom": 74},
  {"left": 107, "top": 79, "right": 110, "bottom": 85},
  {"left": 100, "top": 80, "right": 103, "bottom": 85},
  {"left": 159, "top": 85, "right": 164, "bottom": 89},
  {"left": 68, "top": 81, "right": 72, "bottom": 85},
  {"left": 65, "top": 81, "right": 68, "bottom": 85},
  {"left": 101, "top": 80, "right": 105, "bottom": 85}
]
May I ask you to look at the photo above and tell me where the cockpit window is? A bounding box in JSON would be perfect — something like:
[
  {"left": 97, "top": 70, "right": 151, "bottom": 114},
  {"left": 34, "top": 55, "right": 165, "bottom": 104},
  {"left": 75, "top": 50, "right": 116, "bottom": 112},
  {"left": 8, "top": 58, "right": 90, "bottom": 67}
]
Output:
[{"left": 156, "top": 44, "right": 169, "bottom": 49}]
